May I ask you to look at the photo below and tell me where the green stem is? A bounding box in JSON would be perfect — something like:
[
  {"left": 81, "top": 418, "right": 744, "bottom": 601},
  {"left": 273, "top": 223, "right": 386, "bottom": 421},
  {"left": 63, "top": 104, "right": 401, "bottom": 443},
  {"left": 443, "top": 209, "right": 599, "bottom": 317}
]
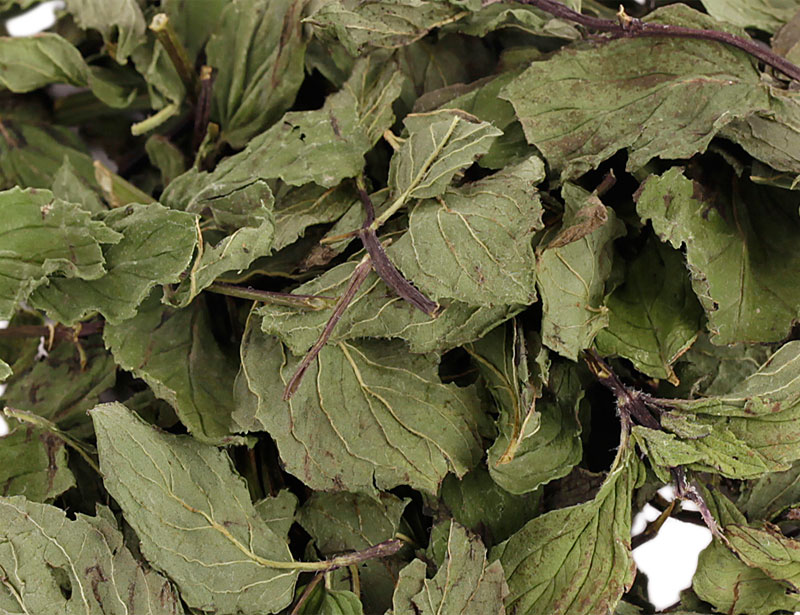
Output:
[
  {"left": 94, "top": 161, "right": 155, "bottom": 207},
  {"left": 149, "top": 13, "right": 199, "bottom": 100},
  {"left": 131, "top": 102, "right": 181, "bottom": 136},
  {"left": 3, "top": 407, "right": 100, "bottom": 475}
]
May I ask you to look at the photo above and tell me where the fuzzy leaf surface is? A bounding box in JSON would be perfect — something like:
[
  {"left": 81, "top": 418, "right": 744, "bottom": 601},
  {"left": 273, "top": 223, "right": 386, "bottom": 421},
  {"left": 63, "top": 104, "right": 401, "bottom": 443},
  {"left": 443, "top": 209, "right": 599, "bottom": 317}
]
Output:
[{"left": 92, "top": 402, "right": 297, "bottom": 614}]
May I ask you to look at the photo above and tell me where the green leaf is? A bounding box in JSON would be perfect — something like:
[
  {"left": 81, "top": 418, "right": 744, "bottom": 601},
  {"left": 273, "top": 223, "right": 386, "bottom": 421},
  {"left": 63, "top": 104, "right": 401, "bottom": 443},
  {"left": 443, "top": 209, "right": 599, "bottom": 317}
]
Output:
[
  {"left": 207, "top": 0, "right": 308, "bottom": 148},
  {"left": 448, "top": 2, "right": 579, "bottom": 37},
  {"left": 726, "top": 523, "right": 800, "bottom": 589},
  {"left": 306, "top": 0, "right": 467, "bottom": 56},
  {"left": 0, "top": 109, "right": 97, "bottom": 190},
  {"left": 492, "top": 447, "right": 644, "bottom": 615},
  {"left": 388, "top": 109, "right": 502, "bottom": 202},
  {"left": 163, "top": 0, "right": 228, "bottom": 59},
  {"left": 595, "top": 239, "right": 703, "bottom": 384},
  {"left": 693, "top": 536, "right": 800, "bottom": 615},
  {"left": 298, "top": 491, "right": 408, "bottom": 614},
  {"left": 0, "top": 497, "right": 183, "bottom": 614},
  {"left": 144, "top": 135, "right": 186, "bottom": 187},
  {"left": 0, "top": 187, "right": 120, "bottom": 319},
  {"left": 297, "top": 586, "right": 364, "bottom": 615},
  {"left": 103, "top": 293, "right": 240, "bottom": 443},
  {"left": 390, "top": 522, "right": 508, "bottom": 615},
  {"left": 722, "top": 88, "right": 800, "bottom": 185},
  {"left": 298, "top": 492, "right": 407, "bottom": 554},
  {"left": 0, "top": 417, "right": 75, "bottom": 502},
  {"left": 659, "top": 341, "right": 800, "bottom": 473},
  {"left": 255, "top": 489, "right": 298, "bottom": 541},
  {"left": 234, "top": 322, "right": 483, "bottom": 494},
  {"left": 664, "top": 332, "right": 772, "bottom": 399},
  {"left": 92, "top": 402, "right": 298, "bottom": 615},
  {"left": 439, "top": 467, "right": 542, "bottom": 545},
  {"left": 0, "top": 34, "right": 89, "bottom": 92},
  {"left": 259, "top": 258, "right": 524, "bottom": 355},
  {"left": 29, "top": 202, "right": 198, "bottom": 324},
  {"left": 166, "top": 181, "right": 275, "bottom": 307},
  {"left": 272, "top": 182, "right": 358, "bottom": 253},
  {"left": 487, "top": 361, "right": 584, "bottom": 495},
  {"left": 0, "top": 358, "right": 9, "bottom": 382},
  {"left": 739, "top": 461, "right": 800, "bottom": 520},
  {"left": 65, "top": 0, "right": 147, "bottom": 64},
  {"left": 536, "top": 183, "right": 625, "bottom": 360},
  {"left": 0, "top": 335, "right": 116, "bottom": 435},
  {"left": 162, "top": 53, "right": 405, "bottom": 211},
  {"left": 51, "top": 156, "right": 105, "bottom": 214},
  {"left": 692, "top": 491, "right": 800, "bottom": 615},
  {"left": 391, "top": 156, "right": 543, "bottom": 305},
  {"left": 500, "top": 4, "right": 768, "bottom": 179},
  {"left": 700, "top": 0, "right": 799, "bottom": 33},
  {"left": 636, "top": 166, "right": 800, "bottom": 344}
]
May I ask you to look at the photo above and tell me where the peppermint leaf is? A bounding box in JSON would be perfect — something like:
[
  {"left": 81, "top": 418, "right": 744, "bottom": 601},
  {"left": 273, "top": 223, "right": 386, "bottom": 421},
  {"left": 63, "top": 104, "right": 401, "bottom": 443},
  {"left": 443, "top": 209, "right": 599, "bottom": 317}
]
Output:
[
  {"left": 500, "top": 5, "right": 768, "bottom": 179},
  {"left": 390, "top": 522, "right": 508, "bottom": 615},
  {"left": 636, "top": 166, "right": 800, "bottom": 344},
  {"left": 92, "top": 402, "right": 298, "bottom": 615},
  {"left": 234, "top": 321, "right": 483, "bottom": 494},
  {"left": 0, "top": 497, "right": 183, "bottom": 614}
]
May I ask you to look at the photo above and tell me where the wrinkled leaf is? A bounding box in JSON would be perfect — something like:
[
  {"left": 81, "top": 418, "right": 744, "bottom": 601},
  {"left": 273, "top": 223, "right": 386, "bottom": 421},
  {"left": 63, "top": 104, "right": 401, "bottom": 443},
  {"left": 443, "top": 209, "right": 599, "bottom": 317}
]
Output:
[
  {"left": 391, "top": 522, "right": 508, "bottom": 615},
  {"left": 29, "top": 202, "right": 198, "bottom": 324},
  {"left": 208, "top": 0, "right": 307, "bottom": 148},
  {"left": 595, "top": 239, "right": 703, "bottom": 384},
  {"left": 492, "top": 447, "right": 643, "bottom": 615},
  {"left": 307, "top": 0, "right": 467, "bottom": 56},
  {"left": 255, "top": 489, "right": 298, "bottom": 541},
  {"left": 739, "top": 461, "right": 800, "bottom": 520},
  {"left": 389, "top": 110, "right": 502, "bottom": 202},
  {"left": 0, "top": 418, "right": 74, "bottom": 502},
  {"left": 65, "top": 0, "right": 147, "bottom": 64},
  {"left": 727, "top": 523, "right": 800, "bottom": 589},
  {"left": 93, "top": 402, "right": 298, "bottom": 615},
  {"left": 0, "top": 497, "right": 183, "bottom": 614},
  {"left": 537, "top": 183, "right": 624, "bottom": 360},
  {"left": 234, "top": 323, "right": 483, "bottom": 494},
  {"left": 391, "top": 156, "right": 543, "bottom": 305},
  {"left": 636, "top": 166, "right": 800, "bottom": 344},
  {"left": 500, "top": 5, "right": 768, "bottom": 179},
  {"left": 0, "top": 187, "right": 120, "bottom": 319},
  {"left": 700, "top": 0, "right": 799, "bottom": 33},
  {"left": 104, "top": 293, "right": 240, "bottom": 443}
]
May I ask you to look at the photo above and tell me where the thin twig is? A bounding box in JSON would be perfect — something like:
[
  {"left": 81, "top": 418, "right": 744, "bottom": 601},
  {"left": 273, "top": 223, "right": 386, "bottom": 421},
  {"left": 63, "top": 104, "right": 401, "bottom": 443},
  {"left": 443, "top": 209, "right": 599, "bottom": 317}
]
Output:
[
  {"left": 206, "top": 282, "right": 336, "bottom": 310},
  {"left": 493, "top": 0, "right": 800, "bottom": 82},
  {"left": 193, "top": 65, "right": 215, "bottom": 152},
  {"left": 290, "top": 572, "right": 324, "bottom": 615},
  {"left": 283, "top": 254, "right": 373, "bottom": 400},
  {"left": 355, "top": 178, "right": 440, "bottom": 316},
  {"left": 0, "top": 321, "right": 104, "bottom": 341}
]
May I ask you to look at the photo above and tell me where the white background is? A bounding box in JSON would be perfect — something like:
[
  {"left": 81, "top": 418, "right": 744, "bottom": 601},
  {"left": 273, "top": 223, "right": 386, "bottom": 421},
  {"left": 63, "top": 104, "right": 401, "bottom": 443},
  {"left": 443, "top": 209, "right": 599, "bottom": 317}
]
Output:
[{"left": 0, "top": 1, "right": 720, "bottom": 610}]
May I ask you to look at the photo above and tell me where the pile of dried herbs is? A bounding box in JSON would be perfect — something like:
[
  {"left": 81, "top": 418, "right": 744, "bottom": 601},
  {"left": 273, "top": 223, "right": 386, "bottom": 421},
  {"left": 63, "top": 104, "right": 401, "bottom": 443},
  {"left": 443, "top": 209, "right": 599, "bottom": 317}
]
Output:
[{"left": 3, "top": 0, "right": 800, "bottom": 613}]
